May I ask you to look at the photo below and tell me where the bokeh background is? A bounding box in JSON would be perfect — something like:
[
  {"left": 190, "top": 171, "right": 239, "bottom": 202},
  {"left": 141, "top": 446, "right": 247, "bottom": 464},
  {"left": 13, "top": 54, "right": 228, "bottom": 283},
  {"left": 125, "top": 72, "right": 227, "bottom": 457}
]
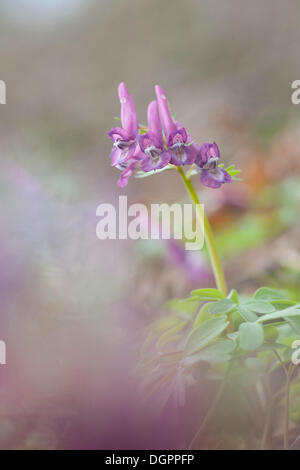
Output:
[{"left": 1, "top": 0, "right": 300, "bottom": 449}]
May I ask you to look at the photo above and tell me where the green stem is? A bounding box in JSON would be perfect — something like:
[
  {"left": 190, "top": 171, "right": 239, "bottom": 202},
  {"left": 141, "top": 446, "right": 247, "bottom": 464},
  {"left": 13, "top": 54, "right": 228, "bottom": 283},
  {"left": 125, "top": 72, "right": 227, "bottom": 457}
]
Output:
[
  {"left": 177, "top": 166, "right": 227, "bottom": 296},
  {"left": 273, "top": 350, "right": 288, "bottom": 375}
]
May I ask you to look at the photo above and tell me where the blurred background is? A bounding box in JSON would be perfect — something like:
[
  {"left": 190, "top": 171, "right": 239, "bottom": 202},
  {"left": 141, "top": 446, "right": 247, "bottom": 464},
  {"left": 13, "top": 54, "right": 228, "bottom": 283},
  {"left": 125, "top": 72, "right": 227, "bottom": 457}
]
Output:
[{"left": 0, "top": 0, "right": 300, "bottom": 449}]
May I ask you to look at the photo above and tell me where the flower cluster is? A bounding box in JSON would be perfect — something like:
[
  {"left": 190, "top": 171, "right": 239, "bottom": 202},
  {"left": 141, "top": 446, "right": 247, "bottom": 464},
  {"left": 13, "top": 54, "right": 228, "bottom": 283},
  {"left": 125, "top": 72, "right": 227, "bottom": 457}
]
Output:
[{"left": 108, "top": 83, "right": 232, "bottom": 188}]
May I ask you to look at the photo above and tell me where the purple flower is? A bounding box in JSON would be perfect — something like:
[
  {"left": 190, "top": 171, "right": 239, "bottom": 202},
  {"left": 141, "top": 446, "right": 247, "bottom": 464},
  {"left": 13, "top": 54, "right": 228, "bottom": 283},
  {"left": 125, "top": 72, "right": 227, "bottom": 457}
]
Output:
[
  {"left": 108, "top": 82, "right": 138, "bottom": 168},
  {"left": 117, "top": 160, "right": 138, "bottom": 188},
  {"left": 155, "top": 85, "right": 196, "bottom": 166},
  {"left": 196, "top": 142, "right": 231, "bottom": 189},
  {"left": 139, "top": 101, "right": 171, "bottom": 172},
  {"left": 167, "top": 127, "right": 196, "bottom": 165},
  {"left": 116, "top": 145, "right": 144, "bottom": 188}
]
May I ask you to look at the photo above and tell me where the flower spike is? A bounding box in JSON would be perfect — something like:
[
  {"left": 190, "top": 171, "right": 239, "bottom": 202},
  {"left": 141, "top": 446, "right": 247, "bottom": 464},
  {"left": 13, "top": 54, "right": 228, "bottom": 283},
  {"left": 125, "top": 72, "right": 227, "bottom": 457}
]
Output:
[{"left": 107, "top": 83, "right": 234, "bottom": 189}]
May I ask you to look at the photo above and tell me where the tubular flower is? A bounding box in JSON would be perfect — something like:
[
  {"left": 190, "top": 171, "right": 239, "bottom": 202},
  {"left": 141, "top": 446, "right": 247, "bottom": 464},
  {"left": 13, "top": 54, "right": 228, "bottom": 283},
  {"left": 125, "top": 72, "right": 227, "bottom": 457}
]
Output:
[
  {"left": 196, "top": 142, "right": 232, "bottom": 189},
  {"left": 108, "top": 82, "right": 138, "bottom": 168},
  {"left": 155, "top": 85, "right": 196, "bottom": 166},
  {"left": 139, "top": 101, "right": 171, "bottom": 172}
]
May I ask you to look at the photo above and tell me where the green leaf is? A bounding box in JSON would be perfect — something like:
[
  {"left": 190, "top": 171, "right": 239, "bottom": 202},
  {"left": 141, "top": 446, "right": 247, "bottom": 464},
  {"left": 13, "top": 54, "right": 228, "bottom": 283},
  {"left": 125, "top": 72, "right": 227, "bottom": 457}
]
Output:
[
  {"left": 237, "top": 305, "right": 258, "bottom": 322},
  {"left": 238, "top": 322, "right": 264, "bottom": 351},
  {"left": 209, "top": 299, "right": 236, "bottom": 315},
  {"left": 190, "top": 288, "right": 224, "bottom": 301},
  {"left": 287, "top": 317, "right": 300, "bottom": 335},
  {"left": 227, "top": 289, "right": 239, "bottom": 304},
  {"left": 184, "top": 315, "right": 229, "bottom": 356},
  {"left": 263, "top": 325, "right": 279, "bottom": 342},
  {"left": 231, "top": 310, "right": 244, "bottom": 330},
  {"left": 235, "top": 342, "right": 287, "bottom": 357},
  {"left": 257, "top": 306, "right": 300, "bottom": 324},
  {"left": 227, "top": 331, "right": 239, "bottom": 342},
  {"left": 229, "top": 170, "right": 242, "bottom": 177},
  {"left": 254, "top": 287, "right": 289, "bottom": 301},
  {"left": 156, "top": 321, "right": 187, "bottom": 350},
  {"left": 157, "top": 351, "right": 183, "bottom": 364},
  {"left": 166, "top": 297, "right": 199, "bottom": 314},
  {"left": 271, "top": 299, "right": 297, "bottom": 310},
  {"left": 193, "top": 302, "right": 212, "bottom": 329},
  {"left": 224, "top": 164, "right": 242, "bottom": 178},
  {"left": 182, "top": 339, "right": 236, "bottom": 366},
  {"left": 276, "top": 325, "right": 298, "bottom": 346},
  {"left": 243, "top": 300, "right": 275, "bottom": 314}
]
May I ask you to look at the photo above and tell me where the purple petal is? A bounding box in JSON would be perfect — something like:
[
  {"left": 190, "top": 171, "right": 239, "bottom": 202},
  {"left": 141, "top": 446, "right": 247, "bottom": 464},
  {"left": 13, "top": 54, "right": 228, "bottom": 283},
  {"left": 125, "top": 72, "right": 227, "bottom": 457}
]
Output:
[
  {"left": 132, "top": 145, "right": 146, "bottom": 161},
  {"left": 155, "top": 85, "right": 177, "bottom": 140},
  {"left": 107, "top": 126, "right": 131, "bottom": 142},
  {"left": 184, "top": 145, "right": 196, "bottom": 165},
  {"left": 118, "top": 82, "right": 138, "bottom": 138},
  {"left": 167, "top": 127, "right": 187, "bottom": 147},
  {"left": 117, "top": 161, "right": 137, "bottom": 188},
  {"left": 189, "top": 142, "right": 202, "bottom": 166},
  {"left": 138, "top": 133, "right": 161, "bottom": 153},
  {"left": 200, "top": 168, "right": 232, "bottom": 189},
  {"left": 140, "top": 151, "right": 171, "bottom": 172},
  {"left": 147, "top": 101, "right": 163, "bottom": 146},
  {"left": 170, "top": 145, "right": 195, "bottom": 166},
  {"left": 199, "top": 143, "right": 210, "bottom": 165},
  {"left": 110, "top": 147, "right": 123, "bottom": 166},
  {"left": 185, "top": 144, "right": 198, "bottom": 165},
  {"left": 110, "top": 141, "right": 137, "bottom": 167},
  {"left": 210, "top": 142, "right": 220, "bottom": 158},
  {"left": 199, "top": 142, "right": 220, "bottom": 165}
]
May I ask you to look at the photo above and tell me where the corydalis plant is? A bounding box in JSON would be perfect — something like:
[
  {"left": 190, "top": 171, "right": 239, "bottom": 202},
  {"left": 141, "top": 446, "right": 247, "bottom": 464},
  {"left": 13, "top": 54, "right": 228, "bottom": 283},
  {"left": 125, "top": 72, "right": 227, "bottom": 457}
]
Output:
[
  {"left": 108, "top": 82, "right": 240, "bottom": 296},
  {"left": 108, "top": 84, "right": 300, "bottom": 450}
]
